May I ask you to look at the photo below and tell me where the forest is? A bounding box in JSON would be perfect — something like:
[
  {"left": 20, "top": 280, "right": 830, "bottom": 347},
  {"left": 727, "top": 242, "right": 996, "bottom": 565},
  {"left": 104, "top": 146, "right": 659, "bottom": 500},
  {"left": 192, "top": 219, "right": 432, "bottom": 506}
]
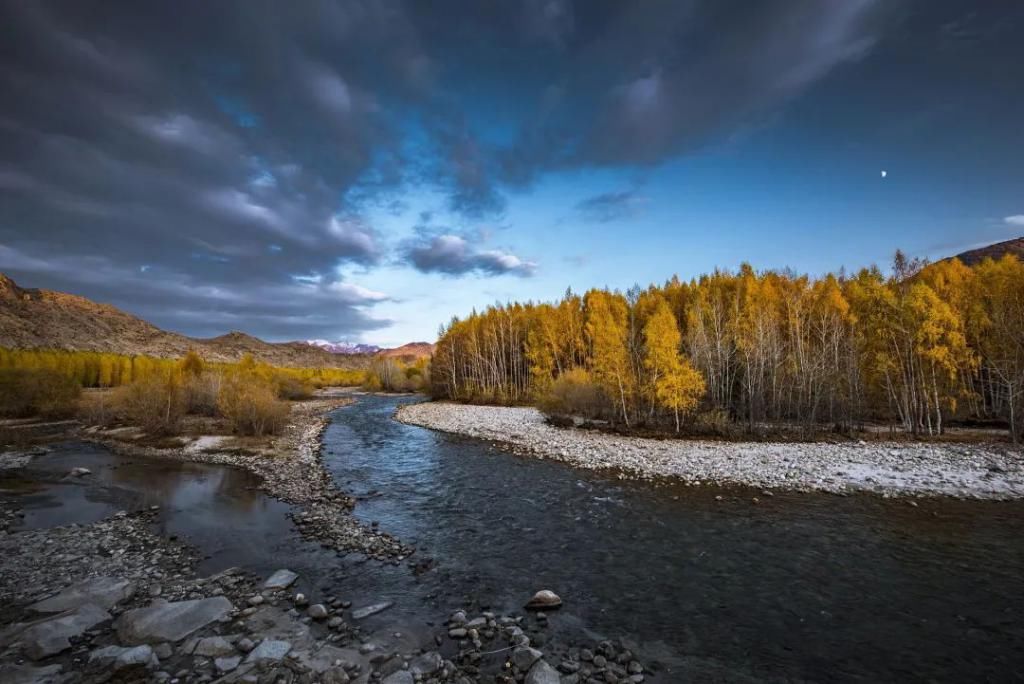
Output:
[{"left": 430, "top": 253, "right": 1024, "bottom": 442}]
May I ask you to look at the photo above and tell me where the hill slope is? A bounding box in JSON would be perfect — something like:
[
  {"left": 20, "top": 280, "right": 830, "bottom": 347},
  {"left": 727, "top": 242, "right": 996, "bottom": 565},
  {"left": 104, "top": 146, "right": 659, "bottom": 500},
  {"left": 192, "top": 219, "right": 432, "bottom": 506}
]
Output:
[
  {"left": 952, "top": 236, "right": 1024, "bottom": 266},
  {"left": 0, "top": 273, "right": 370, "bottom": 368}
]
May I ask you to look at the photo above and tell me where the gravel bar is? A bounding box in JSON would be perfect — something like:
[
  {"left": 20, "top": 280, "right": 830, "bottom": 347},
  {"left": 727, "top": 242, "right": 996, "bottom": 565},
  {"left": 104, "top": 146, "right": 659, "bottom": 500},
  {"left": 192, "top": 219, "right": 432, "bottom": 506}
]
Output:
[{"left": 396, "top": 402, "right": 1024, "bottom": 499}]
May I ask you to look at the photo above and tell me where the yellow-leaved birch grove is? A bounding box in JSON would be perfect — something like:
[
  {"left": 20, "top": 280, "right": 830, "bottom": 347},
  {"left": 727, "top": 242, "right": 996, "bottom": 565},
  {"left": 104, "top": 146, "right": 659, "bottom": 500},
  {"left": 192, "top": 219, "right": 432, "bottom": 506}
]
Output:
[{"left": 430, "top": 254, "right": 1024, "bottom": 441}]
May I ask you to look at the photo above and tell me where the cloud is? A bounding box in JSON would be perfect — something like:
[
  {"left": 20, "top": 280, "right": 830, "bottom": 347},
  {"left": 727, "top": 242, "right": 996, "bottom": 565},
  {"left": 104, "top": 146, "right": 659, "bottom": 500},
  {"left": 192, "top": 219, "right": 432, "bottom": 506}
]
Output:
[
  {"left": 1005, "top": 215, "right": 1024, "bottom": 227},
  {"left": 576, "top": 190, "right": 648, "bottom": 223},
  {"left": 0, "top": 0, "right": 901, "bottom": 339},
  {"left": 403, "top": 233, "right": 536, "bottom": 277}
]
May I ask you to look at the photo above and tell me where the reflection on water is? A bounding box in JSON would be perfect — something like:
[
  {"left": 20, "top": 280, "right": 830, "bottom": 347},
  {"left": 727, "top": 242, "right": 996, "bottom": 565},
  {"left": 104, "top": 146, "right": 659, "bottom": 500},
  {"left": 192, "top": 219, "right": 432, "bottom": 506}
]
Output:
[
  {"left": 319, "top": 396, "right": 1024, "bottom": 682},
  {"left": 2, "top": 442, "right": 312, "bottom": 576}
]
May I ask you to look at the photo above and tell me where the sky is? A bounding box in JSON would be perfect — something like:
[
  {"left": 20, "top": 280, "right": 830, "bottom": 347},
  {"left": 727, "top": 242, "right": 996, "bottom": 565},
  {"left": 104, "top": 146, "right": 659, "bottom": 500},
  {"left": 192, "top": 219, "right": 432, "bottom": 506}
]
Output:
[{"left": 1, "top": 1, "right": 1023, "bottom": 347}]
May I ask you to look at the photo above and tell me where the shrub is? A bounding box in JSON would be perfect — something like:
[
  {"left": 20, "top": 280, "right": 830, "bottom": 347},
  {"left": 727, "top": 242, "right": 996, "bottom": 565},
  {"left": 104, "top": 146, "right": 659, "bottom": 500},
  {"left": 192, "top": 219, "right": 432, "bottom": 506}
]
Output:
[
  {"left": 114, "top": 374, "right": 186, "bottom": 435},
  {"left": 182, "top": 371, "right": 220, "bottom": 416},
  {"left": 0, "top": 368, "right": 81, "bottom": 419},
  {"left": 217, "top": 374, "right": 289, "bottom": 436},
  {"left": 538, "top": 368, "right": 609, "bottom": 419},
  {"left": 272, "top": 374, "right": 314, "bottom": 400}
]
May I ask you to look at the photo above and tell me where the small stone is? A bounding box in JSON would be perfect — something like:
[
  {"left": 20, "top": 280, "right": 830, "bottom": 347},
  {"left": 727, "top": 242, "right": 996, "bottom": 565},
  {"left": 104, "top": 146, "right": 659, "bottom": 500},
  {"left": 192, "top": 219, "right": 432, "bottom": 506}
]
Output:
[
  {"left": 327, "top": 617, "right": 344, "bottom": 629},
  {"left": 88, "top": 644, "right": 159, "bottom": 671},
  {"left": 525, "top": 659, "right": 561, "bottom": 684},
  {"left": 236, "top": 638, "right": 255, "bottom": 653},
  {"left": 68, "top": 467, "right": 91, "bottom": 477},
  {"left": 294, "top": 593, "right": 308, "bottom": 606},
  {"left": 247, "top": 595, "right": 265, "bottom": 606},
  {"left": 307, "top": 604, "right": 329, "bottom": 619},
  {"left": 448, "top": 627, "right": 467, "bottom": 639},
  {"left": 525, "top": 590, "right": 562, "bottom": 610},
  {"left": 154, "top": 642, "right": 173, "bottom": 659}
]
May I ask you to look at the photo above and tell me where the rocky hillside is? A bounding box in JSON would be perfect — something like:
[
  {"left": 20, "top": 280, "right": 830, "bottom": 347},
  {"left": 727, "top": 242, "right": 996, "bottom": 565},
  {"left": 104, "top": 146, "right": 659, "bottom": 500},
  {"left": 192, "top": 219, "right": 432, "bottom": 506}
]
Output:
[
  {"left": 379, "top": 342, "right": 434, "bottom": 362},
  {"left": 0, "top": 274, "right": 369, "bottom": 368},
  {"left": 953, "top": 236, "right": 1024, "bottom": 266}
]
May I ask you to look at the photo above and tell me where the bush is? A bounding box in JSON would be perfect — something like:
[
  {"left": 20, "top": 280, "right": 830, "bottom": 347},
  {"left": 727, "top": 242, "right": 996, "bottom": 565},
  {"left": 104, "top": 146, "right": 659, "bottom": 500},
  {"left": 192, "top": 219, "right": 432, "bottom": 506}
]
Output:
[
  {"left": 217, "top": 374, "right": 290, "bottom": 436},
  {"left": 113, "top": 374, "right": 186, "bottom": 435},
  {"left": 538, "top": 369, "right": 609, "bottom": 419},
  {"left": 273, "top": 374, "right": 314, "bottom": 400},
  {"left": 0, "top": 368, "right": 81, "bottom": 419},
  {"left": 182, "top": 372, "right": 220, "bottom": 416}
]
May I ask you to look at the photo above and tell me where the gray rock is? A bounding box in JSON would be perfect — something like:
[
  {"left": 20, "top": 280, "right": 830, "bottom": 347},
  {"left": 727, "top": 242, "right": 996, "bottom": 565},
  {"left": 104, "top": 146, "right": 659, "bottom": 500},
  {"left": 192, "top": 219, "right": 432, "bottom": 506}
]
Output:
[
  {"left": 244, "top": 639, "right": 291, "bottom": 664},
  {"left": 30, "top": 577, "right": 134, "bottom": 613},
  {"left": 15, "top": 603, "right": 112, "bottom": 660},
  {"left": 410, "top": 651, "right": 443, "bottom": 676},
  {"left": 381, "top": 671, "right": 414, "bottom": 684},
  {"left": 153, "top": 642, "right": 173, "bottom": 659},
  {"left": 512, "top": 647, "right": 543, "bottom": 671},
  {"left": 214, "top": 656, "right": 241, "bottom": 673},
  {"left": 0, "top": 663, "right": 65, "bottom": 684},
  {"left": 68, "top": 467, "right": 91, "bottom": 477},
  {"left": 525, "top": 590, "right": 562, "bottom": 610},
  {"left": 350, "top": 601, "right": 393, "bottom": 620},
  {"left": 193, "top": 636, "right": 235, "bottom": 657},
  {"left": 322, "top": 668, "right": 351, "bottom": 684},
  {"left": 236, "top": 637, "right": 256, "bottom": 653},
  {"left": 263, "top": 569, "right": 299, "bottom": 590},
  {"left": 89, "top": 644, "right": 159, "bottom": 671},
  {"left": 116, "top": 597, "right": 234, "bottom": 644},
  {"left": 525, "top": 660, "right": 561, "bottom": 684},
  {"left": 307, "top": 604, "right": 329, "bottom": 619}
]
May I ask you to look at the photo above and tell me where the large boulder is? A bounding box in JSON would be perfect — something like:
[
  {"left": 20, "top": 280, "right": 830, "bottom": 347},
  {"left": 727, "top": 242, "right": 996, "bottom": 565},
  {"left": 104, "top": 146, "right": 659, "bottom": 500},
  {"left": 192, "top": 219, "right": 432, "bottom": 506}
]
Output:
[
  {"left": 15, "top": 604, "right": 112, "bottom": 660},
  {"left": 116, "top": 597, "right": 233, "bottom": 644},
  {"left": 30, "top": 576, "right": 135, "bottom": 613}
]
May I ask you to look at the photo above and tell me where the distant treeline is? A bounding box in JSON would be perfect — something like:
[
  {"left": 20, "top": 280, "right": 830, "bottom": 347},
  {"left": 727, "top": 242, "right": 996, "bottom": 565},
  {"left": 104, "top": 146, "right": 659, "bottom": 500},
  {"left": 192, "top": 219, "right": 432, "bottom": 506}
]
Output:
[
  {"left": 0, "top": 347, "right": 367, "bottom": 389},
  {"left": 431, "top": 253, "right": 1024, "bottom": 441}
]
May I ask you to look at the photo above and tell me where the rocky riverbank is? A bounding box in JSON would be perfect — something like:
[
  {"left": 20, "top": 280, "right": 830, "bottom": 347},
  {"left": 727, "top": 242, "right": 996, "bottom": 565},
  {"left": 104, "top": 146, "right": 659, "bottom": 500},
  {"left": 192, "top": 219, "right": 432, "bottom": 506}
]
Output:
[
  {"left": 86, "top": 397, "right": 409, "bottom": 561},
  {"left": 396, "top": 403, "right": 1024, "bottom": 499},
  {"left": 1, "top": 499, "right": 644, "bottom": 683}
]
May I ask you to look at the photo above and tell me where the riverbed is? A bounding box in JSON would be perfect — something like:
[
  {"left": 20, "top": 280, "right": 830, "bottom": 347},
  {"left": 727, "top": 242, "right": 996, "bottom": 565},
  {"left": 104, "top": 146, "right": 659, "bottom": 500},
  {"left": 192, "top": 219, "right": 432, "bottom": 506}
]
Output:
[{"left": 3, "top": 395, "right": 1024, "bottom": 682}]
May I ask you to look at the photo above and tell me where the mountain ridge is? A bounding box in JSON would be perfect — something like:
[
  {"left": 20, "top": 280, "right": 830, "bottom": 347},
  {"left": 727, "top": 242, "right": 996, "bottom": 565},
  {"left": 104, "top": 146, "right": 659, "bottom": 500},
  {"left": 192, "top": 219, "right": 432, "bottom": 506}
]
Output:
[{"left": 0, "top": 273, "right": 425, "bottom": 368}]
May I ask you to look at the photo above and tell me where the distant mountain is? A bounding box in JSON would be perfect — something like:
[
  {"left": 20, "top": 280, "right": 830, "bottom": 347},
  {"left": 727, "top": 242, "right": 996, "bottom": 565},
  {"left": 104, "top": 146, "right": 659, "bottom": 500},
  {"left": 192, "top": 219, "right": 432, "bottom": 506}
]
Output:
[
  {"left": 305, "top": 339, "right": 383, "bottom": 355},
  {"left": 379, "top": 342, "right": 434, "bottom": 362},
  {"left": 952, "top": 236, "right": 1024, "bottom": 267},
  {"left": 0, "top": 273, "right": 369, "bottom": 369}
]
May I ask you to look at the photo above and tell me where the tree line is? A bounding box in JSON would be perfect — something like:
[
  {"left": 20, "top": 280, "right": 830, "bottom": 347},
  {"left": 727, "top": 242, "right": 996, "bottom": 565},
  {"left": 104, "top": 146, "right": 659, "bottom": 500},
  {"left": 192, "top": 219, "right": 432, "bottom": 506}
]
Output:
[{"left": 430, "top": 253, "right": 1024, "bottom": 442}]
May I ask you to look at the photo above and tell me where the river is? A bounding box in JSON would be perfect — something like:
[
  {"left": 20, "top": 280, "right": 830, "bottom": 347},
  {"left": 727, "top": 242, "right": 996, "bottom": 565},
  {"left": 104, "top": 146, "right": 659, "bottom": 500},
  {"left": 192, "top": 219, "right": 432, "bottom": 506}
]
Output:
[{"left": 4, "top": 394, "right": 1024, "bottom": 682}]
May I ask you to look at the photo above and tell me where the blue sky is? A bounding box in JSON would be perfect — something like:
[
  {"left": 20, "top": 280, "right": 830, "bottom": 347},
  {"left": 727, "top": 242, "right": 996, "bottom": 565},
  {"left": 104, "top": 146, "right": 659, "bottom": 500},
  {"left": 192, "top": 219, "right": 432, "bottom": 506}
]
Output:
[{"left": 1, "top": 1, "right": 1022, "bottom": 346}]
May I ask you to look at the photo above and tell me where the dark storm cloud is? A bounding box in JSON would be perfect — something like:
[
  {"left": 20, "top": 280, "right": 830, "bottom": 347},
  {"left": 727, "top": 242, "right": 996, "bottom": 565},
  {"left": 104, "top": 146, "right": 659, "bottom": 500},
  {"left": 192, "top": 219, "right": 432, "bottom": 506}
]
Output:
[
  {"left": 0, "top": 0, "right": 901, "bottom": 338},
  {"left": 576, "top": 190, "right": 648, "bottom": 223}
]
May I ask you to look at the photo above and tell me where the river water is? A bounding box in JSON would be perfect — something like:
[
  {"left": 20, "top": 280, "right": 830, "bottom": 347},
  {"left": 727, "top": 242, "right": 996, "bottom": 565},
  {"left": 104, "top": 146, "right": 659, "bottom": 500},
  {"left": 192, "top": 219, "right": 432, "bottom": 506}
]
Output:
[{"left": 4, "top": 394, "right": 1024, "bottom": 682}]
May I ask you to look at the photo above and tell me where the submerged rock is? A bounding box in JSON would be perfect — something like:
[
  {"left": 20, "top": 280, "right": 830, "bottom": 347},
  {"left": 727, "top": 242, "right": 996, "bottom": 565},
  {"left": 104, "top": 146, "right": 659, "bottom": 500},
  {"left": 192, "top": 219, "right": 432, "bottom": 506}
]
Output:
[
  {"left": 116, "top": 596, "right": 233, "bottom": 644},
  {"left": 350, "top": 601, "right": 393, "bottom": 619},
  {"left": 263, "top": 569, "right": 299, "bottom": 590}
]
